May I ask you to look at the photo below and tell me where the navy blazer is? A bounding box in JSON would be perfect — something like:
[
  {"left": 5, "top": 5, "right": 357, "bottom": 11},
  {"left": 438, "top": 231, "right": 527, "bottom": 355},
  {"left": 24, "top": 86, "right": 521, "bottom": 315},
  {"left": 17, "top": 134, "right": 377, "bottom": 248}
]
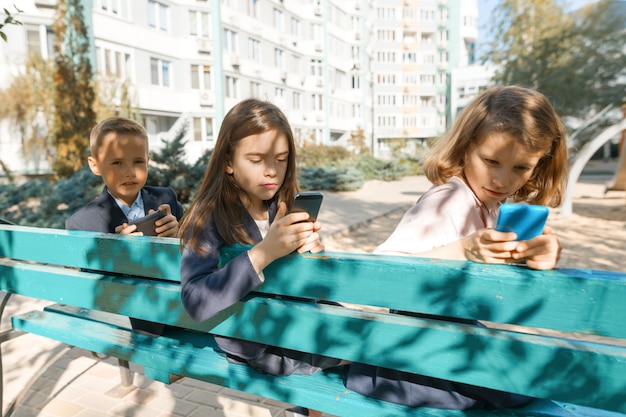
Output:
[
  {"left": 180, "top": 200, "right": 343, "bottom": 376},
  {"left": 65, "top": 185, "right": 184, "bottom": 232},
  {"left": 65, "top": 185, "right": 184, "bottom": 336}
]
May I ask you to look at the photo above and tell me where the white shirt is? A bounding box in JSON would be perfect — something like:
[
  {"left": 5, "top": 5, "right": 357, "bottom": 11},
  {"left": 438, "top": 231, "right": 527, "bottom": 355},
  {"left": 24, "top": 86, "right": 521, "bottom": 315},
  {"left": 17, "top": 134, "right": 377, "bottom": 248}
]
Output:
[{"left": 375, "top": 176, "right": 500, "bottom": 255}]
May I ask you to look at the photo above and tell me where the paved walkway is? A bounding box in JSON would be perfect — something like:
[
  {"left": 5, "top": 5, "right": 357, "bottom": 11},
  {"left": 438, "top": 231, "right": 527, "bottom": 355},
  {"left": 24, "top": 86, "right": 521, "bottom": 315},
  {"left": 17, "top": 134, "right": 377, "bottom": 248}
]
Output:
[{"left": 1, "top": 165, "right": 620, "bottom": 417}]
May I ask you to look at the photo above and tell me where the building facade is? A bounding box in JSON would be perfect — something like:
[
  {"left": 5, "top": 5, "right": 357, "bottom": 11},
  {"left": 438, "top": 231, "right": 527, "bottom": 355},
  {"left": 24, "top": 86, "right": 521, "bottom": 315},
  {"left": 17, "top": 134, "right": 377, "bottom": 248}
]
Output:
[{"left": 0, "top": 0, "right": 486, "bottom": 175}]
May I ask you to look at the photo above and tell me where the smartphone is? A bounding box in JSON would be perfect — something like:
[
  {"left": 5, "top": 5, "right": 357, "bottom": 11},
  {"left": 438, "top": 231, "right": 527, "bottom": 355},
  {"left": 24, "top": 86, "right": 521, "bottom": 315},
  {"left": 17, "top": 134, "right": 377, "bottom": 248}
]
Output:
[
  {"left": 291, "top": 191, "right": 323, "bottom": 222},
  {"left": 128, "top": 210, "right": 167, "bottom": 236},
  {"left": 495, "top": 204, "right": 549, "bottom": 241}
]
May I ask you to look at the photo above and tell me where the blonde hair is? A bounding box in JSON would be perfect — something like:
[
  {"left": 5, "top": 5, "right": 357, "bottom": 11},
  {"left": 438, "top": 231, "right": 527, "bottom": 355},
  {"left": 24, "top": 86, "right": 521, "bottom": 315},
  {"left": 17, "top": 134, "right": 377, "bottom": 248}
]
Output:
[
  {"left": 424, "top": 86, "right": 568, "bottom": 207},
  {"left": 89, "top": 117, "right": 148, "bottom": 158}
]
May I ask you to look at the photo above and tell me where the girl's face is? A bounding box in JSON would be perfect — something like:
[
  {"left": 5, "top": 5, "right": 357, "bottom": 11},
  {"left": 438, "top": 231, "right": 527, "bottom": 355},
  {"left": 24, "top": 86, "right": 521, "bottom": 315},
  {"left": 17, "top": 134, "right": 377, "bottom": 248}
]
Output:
[
  {"left": 464, "top": 131, "right": 544, "bottom": 205},
  {"left": 226, "top": 129, "right": 289, "bottom": 219}
]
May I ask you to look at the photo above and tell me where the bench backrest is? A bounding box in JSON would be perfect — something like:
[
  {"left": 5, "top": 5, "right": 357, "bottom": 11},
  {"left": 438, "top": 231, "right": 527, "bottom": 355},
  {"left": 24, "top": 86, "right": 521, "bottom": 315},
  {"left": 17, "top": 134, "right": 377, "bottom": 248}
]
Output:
[{"left": 1, "top": 224, "right": 626, "bottom": 414}]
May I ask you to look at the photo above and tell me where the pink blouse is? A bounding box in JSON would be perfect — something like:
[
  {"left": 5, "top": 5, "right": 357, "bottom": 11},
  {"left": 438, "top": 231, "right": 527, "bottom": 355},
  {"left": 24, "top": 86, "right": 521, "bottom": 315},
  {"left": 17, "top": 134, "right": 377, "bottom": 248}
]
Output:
[{"left": 375, "top": 176, "right": 500, "bottom": 255}]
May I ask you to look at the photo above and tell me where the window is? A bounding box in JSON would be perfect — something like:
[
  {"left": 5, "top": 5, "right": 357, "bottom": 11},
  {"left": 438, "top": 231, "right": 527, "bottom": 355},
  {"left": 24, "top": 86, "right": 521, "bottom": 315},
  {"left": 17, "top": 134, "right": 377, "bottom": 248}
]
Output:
[
  {"left": 275, "top": 48, "right": 284, "bottom": 69},
  {"left": 225, "top": 76, "right": 238, "bottom": 98},
  {"left": 248, "top": 38, "right": 260, "bottom": 61},
  {"left": 291, "top": 17, "right": 300, "bottom": 37},
  {"left": 193, "top": 117, "right": 214, "bottom": 141},
  {"left": 247, "top": 0, "right": 258, "bottom": 17},
  {"left": 310, "top": 59, "right": 322, "bottom": 76},
  {"left": 311, "top": 94, "right": 323, "bottom": 111},
  {"left": 351, "top": 74, "right": 360, "bottom": 89},
  {"left": 98, "top": 0, "right": 129, "bottom": 18},
  {"left": 250, "top": 81, "right": 261, "bottom": 97},
  {"left": 274, "top": 8, "right": 284, "bottom": 31},
  {"left": 148, "top": 0, "right": 169, "bottom": 31},
  {"left": 292, "top": 92, "right": 301, "bottom": 110},
  {"left": 191, "top": 65, "right": 211, "bottom": 90},
  {"left": 151, "top": 58, "right": 171, "bottom": 87},
  {"left": 189, "top": 10, "right": 210, "bottom": 37},
  {"left": 224, "top": 29, "right": 237, "bottom": 52},
  {"left": 26, "top": 28, "right": 42, "bottom": 56}
]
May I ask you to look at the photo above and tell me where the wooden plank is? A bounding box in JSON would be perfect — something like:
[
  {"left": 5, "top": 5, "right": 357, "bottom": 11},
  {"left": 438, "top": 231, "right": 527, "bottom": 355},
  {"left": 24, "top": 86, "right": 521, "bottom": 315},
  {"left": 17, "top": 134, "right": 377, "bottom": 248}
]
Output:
[
  {"left": 221, "top": 246, "right": 626, "bottom": 339},
  {"left": 12, "top": 308, "right": 624, "bottom": 417},
  {"left": 0, "top": 225, "right": 180, "bottom": 280},
  {"left": 32, "top": 300, "right": 626, "bottom": 414}
]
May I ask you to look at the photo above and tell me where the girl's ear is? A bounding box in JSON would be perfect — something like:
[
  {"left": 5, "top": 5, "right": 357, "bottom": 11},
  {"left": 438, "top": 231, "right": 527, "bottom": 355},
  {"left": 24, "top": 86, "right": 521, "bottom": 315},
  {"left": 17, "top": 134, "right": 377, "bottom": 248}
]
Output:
[{"left": 225, "top": 163, "right": 234, "bottom": 175}]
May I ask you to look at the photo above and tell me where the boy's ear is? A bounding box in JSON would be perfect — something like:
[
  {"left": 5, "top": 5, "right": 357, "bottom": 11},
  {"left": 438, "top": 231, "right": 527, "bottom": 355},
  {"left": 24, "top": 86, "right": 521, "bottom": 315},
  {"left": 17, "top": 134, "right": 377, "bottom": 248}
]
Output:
[{"left": 87, "top": 156, "right": 102, "bottom": 176}]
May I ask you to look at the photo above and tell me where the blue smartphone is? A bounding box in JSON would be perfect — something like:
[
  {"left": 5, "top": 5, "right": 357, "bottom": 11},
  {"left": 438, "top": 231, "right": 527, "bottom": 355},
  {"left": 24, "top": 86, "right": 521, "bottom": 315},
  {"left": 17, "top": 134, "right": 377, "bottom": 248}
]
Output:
[{"left": 495, "top": 204, "right": 549, "bottom": 241}]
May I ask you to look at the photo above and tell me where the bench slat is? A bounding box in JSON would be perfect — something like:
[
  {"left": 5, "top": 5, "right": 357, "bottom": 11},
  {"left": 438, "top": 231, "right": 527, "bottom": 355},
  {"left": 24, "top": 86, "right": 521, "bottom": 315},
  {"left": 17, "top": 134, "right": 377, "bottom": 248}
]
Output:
[
  {"left": 12, "top": 307, "right": 622, "bottom": 417},
  {"left": 223, "top": 246, "right": 626, "bottom": 339},
  {"left": 0, "top": 225, "right": 180, "bottom": 280}
]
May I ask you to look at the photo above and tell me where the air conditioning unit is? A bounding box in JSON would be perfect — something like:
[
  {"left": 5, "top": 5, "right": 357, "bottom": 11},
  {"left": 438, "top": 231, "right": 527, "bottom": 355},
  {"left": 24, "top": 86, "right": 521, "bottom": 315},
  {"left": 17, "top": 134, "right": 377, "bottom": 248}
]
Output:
[
  {"left": 316, "top": 79, "right": 323, "bottom": 88},
  {"left": 314, "top": 42, "right": 322, "bottom": 52},
  {"left": 314, "top": 6, "right": 321, "bottom": 16},
  {"left": 280, "top": 71, "right": 288, "bottom": 81},
  {"left": 355, "top": 32, "right": 360, "bottom": 41},
  {"left": 199, "top": 90, "right": 213, "bottom": 106},
  {"left": 231, "top": 55, "right": 240, "bottom": 68},
  {"left": 196, "top": 38, "right": 212, "bottom": 54}
]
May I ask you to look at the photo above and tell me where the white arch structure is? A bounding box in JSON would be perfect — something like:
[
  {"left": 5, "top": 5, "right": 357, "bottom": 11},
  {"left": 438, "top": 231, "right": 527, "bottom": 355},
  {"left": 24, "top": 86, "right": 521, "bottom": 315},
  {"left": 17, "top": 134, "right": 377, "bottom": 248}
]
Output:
[{"left": 559, "top": 118, "right": 626, "bottom": 218}]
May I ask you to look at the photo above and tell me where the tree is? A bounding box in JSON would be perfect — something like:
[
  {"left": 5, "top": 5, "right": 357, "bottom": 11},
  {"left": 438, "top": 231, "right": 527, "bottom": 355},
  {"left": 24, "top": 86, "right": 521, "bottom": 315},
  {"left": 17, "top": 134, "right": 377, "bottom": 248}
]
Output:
[
  {"left": 51, "top": 0, "right": 96, "bottom": 178},
  {"left": 0, "top": 5, "right": 22, "bottom": 41},
  {"left": 0, "top": 55, "right": 56, "bottom": 169},
  {"left": 482, "top": 0, "right": 626, "bottom": 122}
]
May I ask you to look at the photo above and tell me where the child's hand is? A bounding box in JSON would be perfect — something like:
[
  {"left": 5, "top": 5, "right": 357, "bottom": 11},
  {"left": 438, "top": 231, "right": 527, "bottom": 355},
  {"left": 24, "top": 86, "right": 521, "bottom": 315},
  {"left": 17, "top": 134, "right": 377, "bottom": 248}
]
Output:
[
  {"left": 248, "top": 202, "right": 321, "bottom": 273},
  {"left": 153, "top": 204, "right": 179, "bottom": 238},
  {"left": 509, "top": 225, "right": 562, "bottom": 270},
  {"left": 115, "top": 222, "right": 140, "bottom": 235},
  {"left": 296, "top": 219, "right": 324, "bottom": 254},
  {"left": 461, "top": 229, "right": 522, "bottom": 264}
]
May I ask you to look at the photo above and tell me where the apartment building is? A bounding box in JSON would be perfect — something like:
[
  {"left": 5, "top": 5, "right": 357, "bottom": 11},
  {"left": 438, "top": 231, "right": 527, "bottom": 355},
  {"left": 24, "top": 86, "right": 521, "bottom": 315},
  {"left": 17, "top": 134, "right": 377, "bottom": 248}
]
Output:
[{"left": 0, "top": 0, "right": 483, "bottom": 174}]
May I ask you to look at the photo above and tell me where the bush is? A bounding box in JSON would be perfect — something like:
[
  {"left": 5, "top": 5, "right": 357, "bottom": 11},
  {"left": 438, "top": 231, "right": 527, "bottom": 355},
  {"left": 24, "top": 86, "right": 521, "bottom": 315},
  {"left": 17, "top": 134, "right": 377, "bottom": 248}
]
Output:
[
  {"left": 297, "top": 144, "right": 351, "bottom": 167},
  {"left": 298, "top": 166, "right": 364, "bottom": 192}
]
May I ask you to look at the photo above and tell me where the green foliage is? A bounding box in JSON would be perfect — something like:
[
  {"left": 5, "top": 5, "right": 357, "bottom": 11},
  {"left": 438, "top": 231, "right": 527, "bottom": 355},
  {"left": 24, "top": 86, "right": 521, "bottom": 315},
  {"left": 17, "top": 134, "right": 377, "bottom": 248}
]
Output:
[
  {"left": 298, "top": 166, "right": 365, "bottom": 192},
  {"left": 354, "top": 154, "right": 417, "bottom": 181},
  {"left": 0, "top": 166, "right": 101, "bottom": 228},
  {"left": 297, "top": 144, "right": 351, "bottom": 167},
  {"left": 0, "top": 55, "right": 56, "bottom": 168},
  {"left": 483, "top": 0, "right": 626, "bottom": 121},
  {"left": 0, "top": 5, "right": 22, "bottom": 42},
  {"left": 148, "top": 123, "right": 212, "bottom": 206},
  {"left": 51, "top": 0, "right": 96, "bottom": 178}
]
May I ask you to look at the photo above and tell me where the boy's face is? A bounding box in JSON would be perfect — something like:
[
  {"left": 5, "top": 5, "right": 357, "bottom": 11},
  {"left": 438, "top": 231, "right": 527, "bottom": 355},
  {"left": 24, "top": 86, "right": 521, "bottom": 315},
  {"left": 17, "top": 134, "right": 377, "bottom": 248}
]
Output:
[{"left": 88, "top": 132, "right": 149, "bottom": 207}]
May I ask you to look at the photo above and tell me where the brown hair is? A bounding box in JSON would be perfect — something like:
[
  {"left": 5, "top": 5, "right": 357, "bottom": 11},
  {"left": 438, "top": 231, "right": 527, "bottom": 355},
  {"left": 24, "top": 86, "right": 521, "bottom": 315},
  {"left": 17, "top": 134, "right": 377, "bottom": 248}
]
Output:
[
  {"left": 179, "top": 98, "right": 299, "bottom": 253},
  {"left": 90, "top": 116, "right": 149, "bottom": 158},
  {"left": 423, "top": 85, "right": 568, "bottom": 206}
]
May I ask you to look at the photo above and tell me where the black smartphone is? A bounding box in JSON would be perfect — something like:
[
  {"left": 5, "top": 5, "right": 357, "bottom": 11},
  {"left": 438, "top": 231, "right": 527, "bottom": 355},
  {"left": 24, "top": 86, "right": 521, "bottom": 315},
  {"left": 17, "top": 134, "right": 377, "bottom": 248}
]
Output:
[
  {"left": 291, "top": 191, "right": 323, "bottom": 222},
  {"left": 495, "top": 204, "right": 549, "bottom": 241},
  {"left": 128, "top": 210, "right": 167, "bottom": 236}
]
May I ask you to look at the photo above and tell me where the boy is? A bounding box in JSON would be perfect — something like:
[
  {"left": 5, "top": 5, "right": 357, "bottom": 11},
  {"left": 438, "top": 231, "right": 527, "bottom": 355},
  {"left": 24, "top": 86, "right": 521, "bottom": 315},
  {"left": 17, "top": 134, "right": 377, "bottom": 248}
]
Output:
[{"left": 66, "top": 116, "right": 184, "bottom": 336}]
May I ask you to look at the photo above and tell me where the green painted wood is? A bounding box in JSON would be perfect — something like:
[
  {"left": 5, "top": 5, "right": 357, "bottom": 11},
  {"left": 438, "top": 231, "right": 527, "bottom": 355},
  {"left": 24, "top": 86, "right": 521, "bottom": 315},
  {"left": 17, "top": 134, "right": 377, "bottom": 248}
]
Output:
[
  {"left": 4, "top": 226, "right": 626, "bottom": 415},
  {"left": 12, "top": 308, "right": 625, "bottom": 417},
  {"left": 222, "top": 245, "right": 626, "bottom": 339},
  {"left": 0, "top": 225, "right": 180, "bottom": 280}
]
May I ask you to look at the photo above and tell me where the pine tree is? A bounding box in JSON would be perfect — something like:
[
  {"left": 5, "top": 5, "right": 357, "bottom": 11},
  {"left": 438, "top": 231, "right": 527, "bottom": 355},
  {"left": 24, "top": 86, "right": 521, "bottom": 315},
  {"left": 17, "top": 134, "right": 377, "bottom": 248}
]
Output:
[{"left": 51, "top": 0, "right": 96, "bottom": 178}]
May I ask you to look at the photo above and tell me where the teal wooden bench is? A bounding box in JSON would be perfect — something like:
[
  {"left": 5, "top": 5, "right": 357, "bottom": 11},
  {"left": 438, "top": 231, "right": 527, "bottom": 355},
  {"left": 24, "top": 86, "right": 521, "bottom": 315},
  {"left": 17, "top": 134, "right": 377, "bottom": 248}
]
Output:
[{"left": 1, "top": 224, "right": 626, "bottom": 417}]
